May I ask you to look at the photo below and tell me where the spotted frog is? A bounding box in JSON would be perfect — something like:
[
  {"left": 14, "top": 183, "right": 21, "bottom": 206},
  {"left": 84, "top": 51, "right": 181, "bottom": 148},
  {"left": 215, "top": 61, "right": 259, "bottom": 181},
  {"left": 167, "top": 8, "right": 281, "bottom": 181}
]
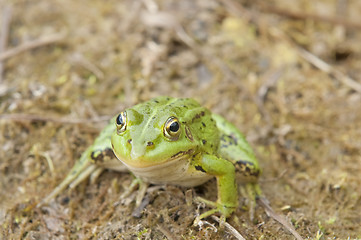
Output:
[{"left": 40, "top": 97, "right": 261, "bottom": 222}]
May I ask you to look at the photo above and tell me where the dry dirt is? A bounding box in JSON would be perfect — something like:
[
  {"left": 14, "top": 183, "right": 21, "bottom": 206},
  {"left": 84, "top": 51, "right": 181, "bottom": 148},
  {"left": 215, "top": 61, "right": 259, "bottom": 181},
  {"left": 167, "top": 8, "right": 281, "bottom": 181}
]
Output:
[{"left": 1, "top": 0, "right": 361, "bottom": 239}]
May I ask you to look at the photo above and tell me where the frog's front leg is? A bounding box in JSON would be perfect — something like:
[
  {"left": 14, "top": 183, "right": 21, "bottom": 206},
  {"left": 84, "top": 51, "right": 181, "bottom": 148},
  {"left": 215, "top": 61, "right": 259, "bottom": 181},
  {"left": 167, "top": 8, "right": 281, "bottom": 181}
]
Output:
[{"left": 193, "top": 154, "right": 238, "bottom": 224}]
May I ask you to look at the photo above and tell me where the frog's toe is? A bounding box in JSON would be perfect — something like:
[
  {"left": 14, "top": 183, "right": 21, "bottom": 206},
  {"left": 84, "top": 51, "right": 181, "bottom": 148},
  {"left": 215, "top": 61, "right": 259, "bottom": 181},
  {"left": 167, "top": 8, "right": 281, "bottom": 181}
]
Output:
[
  {"left": 116, "top": 178, "right": 148, "bottom": 207},
  {"left": 194, "top": 196, "right": 236, "bottom": 225},
  {"left": 135, "top": 180, "right": 148, "bottom": 206}
]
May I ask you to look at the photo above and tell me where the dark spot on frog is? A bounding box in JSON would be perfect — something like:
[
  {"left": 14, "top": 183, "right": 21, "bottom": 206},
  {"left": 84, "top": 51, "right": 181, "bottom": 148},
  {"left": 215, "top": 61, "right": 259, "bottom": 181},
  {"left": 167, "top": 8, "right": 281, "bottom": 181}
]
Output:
[
  {"left": 154, "top": 100, "right": 159, "bottom": 103},
  {"left": 202, "top": 122, "right": 206, "bottom": 127},
  {"left": 91, "top": 148, "right": 115, "bottom": 163},
  {"left": 220, "top": 134, "right": 238, "bottom": 148},
  {"left": 182, "top": 105, "right": 188, "bottom": 108},
  {"left": 147, "top": 141, "right": 154, "bottom": 147},
  {"left": 195, "top": 165, "right": 206, "bottom": 173},
  {"left": 235, "top": 160, "right": 260, "bottom": 177},
  {"left": 202, "top": 139, "right": 207, "bottom": 145},
  {"left": 191, "top": 111, "right": 206, "bottom": 123}
]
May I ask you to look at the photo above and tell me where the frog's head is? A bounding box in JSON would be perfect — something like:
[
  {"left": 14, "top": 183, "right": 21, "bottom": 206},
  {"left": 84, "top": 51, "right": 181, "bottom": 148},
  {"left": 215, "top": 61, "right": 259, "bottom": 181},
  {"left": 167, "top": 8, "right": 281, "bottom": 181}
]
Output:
[{"left": 111, "top": 97, "right": 202, "bottom": 168}]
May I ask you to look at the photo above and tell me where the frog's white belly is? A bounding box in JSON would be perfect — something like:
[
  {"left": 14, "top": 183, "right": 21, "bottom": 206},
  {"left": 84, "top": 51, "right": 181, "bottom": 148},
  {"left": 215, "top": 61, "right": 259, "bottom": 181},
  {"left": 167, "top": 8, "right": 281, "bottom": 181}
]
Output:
[{"left": 119, "top": 155, "right": 213, "bottom": 187}]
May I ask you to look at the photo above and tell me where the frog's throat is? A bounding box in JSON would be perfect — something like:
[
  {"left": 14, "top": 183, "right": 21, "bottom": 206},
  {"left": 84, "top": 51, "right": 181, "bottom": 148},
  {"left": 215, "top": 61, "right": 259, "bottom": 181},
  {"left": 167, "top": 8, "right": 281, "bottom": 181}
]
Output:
[{"left": 116, "top": 149, "right": 212, "bottom": 187}]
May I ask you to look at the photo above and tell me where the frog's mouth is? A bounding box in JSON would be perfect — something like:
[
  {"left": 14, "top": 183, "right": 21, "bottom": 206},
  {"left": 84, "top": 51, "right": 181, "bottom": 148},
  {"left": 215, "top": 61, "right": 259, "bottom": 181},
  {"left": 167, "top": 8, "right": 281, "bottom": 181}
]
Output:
[
  {"left": 114, "top": 148, "right": 195, "bottom": 169},
  {"left": 169, "top": 148, "right": 195, "bottom": 161}
]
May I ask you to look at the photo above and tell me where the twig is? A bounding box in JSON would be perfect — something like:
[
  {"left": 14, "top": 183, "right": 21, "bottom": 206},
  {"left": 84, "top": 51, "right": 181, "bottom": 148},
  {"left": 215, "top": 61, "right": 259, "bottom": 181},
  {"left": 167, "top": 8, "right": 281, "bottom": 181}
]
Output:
[
  {"left": 157, "top": 224, "right": 177, "bottom": 240},
  {"left": 268, "top": 26, "right": 361, "bottom": 94},
  {"left": 221, "top": 0, "right": 253, "bottom": 22},
  {"left": 0, "top": 5, "right": 12, "bottom": 82},
  {"left": 257, "top": 197, "right": 303, "bottom": 240},
  {"left": 260, "top": 5, "right": 361, "bottom": 30},
  {"left": 211, "top": 216, "right": 246, "bottom": 240},
  {"left": 0, "top": 113, "right": 110, "bottom": 124},
  {"left": 296, "top": 47, "right": 361, "bottom": 93},
  {"left": 222, "top": 0, "right": 361, "bottom": 95},
  {"left": 255, "top": 68, "right": 283, "bottom": 122},
  {"left": 69, "top": 53, "right": 104, "bottom": 80},
  {"left": 0, "top": 33, "right": 65, "bottom": 62},
  {"left": 260, "top": 169, "right": 288, "bottom": 183}
]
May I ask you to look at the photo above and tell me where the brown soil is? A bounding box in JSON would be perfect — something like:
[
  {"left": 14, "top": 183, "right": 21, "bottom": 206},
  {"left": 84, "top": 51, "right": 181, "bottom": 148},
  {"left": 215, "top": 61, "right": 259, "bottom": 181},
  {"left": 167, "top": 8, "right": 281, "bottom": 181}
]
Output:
[{"left": 1, "top": 0, "right": 361, "bottom": 239}]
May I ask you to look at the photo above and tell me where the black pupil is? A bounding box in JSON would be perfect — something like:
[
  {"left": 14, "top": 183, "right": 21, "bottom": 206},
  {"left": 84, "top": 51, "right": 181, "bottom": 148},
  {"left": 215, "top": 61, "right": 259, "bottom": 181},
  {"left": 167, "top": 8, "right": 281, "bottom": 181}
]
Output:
[
  {"left": 169, "top": 121, "right": 179, "bottom": 132},
  {"left": 116, "top": 114, "right": 124, "bottom": 125}
]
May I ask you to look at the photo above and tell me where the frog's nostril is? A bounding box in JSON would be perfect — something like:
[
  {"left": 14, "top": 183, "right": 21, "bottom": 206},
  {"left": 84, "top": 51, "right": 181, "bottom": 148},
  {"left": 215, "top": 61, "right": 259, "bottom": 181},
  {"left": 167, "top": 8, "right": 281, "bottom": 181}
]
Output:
[
  {"left": 147, "top": 141, "right": 154, "bottom": 147},
  {"left": 127, "top": 139, "right": 132, "bottom": 144}
]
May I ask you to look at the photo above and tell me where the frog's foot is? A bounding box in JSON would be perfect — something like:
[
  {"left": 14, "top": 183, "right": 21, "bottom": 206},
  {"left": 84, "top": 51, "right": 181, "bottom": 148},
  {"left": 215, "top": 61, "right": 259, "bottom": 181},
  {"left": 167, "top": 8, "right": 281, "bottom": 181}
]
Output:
[
  {"left": 239, "top": 183, "right": 262, "bottom": 220},
  {"left": 117, "top": 177, "right": 149, "bottom": 207},
  {"left": 193, "top": 196, "right": 236, "bottom": 226}
]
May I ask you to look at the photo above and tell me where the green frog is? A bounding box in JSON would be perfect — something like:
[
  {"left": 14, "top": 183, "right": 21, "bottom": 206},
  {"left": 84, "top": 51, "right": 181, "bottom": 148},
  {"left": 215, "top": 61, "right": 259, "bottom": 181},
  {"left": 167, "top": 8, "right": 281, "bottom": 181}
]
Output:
[{"left": 40, "top": 96, "right": 261, "bottom": 223}]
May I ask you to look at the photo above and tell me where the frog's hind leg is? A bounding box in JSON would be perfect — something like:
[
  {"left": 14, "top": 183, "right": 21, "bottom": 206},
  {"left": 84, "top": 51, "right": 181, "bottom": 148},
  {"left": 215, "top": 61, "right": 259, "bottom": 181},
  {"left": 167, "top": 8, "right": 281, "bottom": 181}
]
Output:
[
  {"left": 37, "top": 148, "right": 100, "bottom": 207},
  {"left": 232, "top": 158, "right": 262, "bottom": 220},
  {"left": 38, "top": 119, "right": 128, "bottom": 207},
  {"left": 239, "top": 182, "right": 262, "bottom": 220},
  {"left": 212, "top": 113, "right": 262, "bottom": 220}
]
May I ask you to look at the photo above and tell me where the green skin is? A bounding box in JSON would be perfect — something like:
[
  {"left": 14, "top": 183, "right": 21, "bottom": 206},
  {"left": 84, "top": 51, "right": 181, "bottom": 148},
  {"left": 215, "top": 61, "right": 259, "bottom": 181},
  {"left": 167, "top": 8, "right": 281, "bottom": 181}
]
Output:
[{"left": 41, "top": 97, "right": 261, "bottom": 221}]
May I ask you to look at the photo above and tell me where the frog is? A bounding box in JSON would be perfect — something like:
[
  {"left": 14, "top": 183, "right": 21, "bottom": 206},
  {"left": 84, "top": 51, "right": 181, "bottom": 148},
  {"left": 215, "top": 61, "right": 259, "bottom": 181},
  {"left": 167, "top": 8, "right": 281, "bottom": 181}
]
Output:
[{"left": 39, "top": 96, "right": 261, "bottom": 223}]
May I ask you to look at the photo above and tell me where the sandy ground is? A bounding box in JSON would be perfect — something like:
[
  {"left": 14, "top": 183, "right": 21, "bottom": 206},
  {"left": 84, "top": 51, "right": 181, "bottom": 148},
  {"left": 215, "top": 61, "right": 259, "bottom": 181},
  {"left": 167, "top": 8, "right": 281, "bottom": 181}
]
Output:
[{"left": 1, "top": 0, "right": 361, "bottom": 239}]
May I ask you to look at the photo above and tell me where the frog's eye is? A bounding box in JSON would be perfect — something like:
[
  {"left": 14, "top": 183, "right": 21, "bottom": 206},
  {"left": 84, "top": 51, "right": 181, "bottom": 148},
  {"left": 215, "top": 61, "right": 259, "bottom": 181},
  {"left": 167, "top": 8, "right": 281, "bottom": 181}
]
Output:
[
  {"left": 115, "top": 111, "right": 127, "bottom": 134},
  {"left": 164, "top": 117, "right": 181, "bottom": 140}
]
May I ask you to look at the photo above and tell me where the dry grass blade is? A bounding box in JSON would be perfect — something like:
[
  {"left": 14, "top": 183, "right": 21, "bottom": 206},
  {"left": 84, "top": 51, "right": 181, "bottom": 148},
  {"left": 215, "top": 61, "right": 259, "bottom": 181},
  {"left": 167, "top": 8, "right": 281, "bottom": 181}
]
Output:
[
  {"left": 210, "top": 216, "right": 246, "bottom": 240},
  {"left": 297, "top": 47, "right": 361, "bottom": 93},
  {"left": 0, "top": 5, "right": 12, "bottom": 82},
  {"left": 69, "top": 53, "right": 104, "bottom": 80},
  {"left": 261, "top": 5, "right": 361, "bottom": 30},
  {"left": 0, "top": 33, "right": 65, "bottom": 61},
  {"left": 257, "top": 197, "right": 303, "bottom": 240},
  {"left": 222, "top": 0, "right": 361, "bottom": 95},
  {"left": 157, "top": 224, "right": 177, "bottom": 240},
  {"left": 0, "top": 114, "right": 110, "bottom": 124}
]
